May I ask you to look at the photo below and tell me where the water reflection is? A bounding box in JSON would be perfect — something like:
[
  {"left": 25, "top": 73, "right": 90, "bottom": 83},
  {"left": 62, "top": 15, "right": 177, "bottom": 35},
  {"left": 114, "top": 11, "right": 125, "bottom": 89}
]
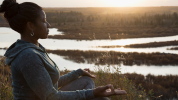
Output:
[
  {"left": 1, "top": 27, "right": 178, "bottom": 54},
  {"left": 0, "top": 49, "right": 177, "bottom": 76},
  {"left": 47, "top": 28, "right": 64, "bottom": 35}
]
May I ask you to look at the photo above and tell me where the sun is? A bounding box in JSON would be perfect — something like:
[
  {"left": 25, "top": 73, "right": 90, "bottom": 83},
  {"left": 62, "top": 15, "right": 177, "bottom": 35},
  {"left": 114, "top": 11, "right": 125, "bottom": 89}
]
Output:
[{"left": 103, "top": 0, "right": 141, "bottom": 7}]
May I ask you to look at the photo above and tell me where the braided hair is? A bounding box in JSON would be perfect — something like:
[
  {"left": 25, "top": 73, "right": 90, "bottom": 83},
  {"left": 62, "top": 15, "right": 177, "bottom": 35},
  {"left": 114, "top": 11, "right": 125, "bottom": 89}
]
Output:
[{"left": 0, "top": 0, "right": 42, "bottom": 34}]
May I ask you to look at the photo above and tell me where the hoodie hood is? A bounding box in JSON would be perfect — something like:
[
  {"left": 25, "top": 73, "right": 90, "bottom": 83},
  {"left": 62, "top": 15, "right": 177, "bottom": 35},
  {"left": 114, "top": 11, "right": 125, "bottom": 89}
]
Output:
[{"left": 4, "top": 39, "right": 46, "bottom": 65}]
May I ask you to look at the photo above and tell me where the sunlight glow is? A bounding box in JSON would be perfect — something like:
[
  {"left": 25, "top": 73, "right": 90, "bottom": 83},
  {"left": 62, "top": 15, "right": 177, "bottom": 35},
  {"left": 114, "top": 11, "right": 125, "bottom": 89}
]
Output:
[
  {"left": 103, "top": 0, "right": 142, "bottom": 7},
  {"left": 109, "top": 39, "right": 136, "bottom": 46}
]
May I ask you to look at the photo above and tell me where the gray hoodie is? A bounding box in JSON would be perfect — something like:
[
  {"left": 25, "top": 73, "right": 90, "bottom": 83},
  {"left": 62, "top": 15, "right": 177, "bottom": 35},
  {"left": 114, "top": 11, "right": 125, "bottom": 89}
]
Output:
[{"left": 4, "top": 39, "right": 94, "bottom": 100}]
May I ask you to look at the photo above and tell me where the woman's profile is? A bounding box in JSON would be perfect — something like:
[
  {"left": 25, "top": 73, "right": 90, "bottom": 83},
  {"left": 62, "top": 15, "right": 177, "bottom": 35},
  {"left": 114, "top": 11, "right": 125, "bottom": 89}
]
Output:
[{"left": 0, "top": 0, "right": 127, "bottom": 99}]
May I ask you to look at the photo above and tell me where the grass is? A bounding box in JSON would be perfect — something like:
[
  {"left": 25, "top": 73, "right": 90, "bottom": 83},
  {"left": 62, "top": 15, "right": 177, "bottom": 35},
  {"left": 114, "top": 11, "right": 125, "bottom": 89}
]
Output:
[
  {"left": 124, "top": 73, "right": 178, "bottom": 99},
  {"left": 60, "top": 65, "right": 147, "bottom": 100},
  {"left": 0, "top": 55, "right": 148, "bottom": 100},
  {"left": 0, "top": 57, "right": 13, "bottom": 100},
  {"left": 93, "top": 66, "right": 147, "bottom": 100}
]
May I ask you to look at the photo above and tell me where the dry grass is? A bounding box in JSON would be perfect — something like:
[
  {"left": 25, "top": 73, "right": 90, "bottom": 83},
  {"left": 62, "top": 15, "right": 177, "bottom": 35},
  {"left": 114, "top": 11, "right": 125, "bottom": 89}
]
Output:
[
  {"left": 61, "top": 67, "right": 147, "bottom": 100},
  {"left": 93, "top": 66, "right": 147, "bottom": 100},
  {"left": 0, "top": 57, "right": 13, "bottom": 100}
]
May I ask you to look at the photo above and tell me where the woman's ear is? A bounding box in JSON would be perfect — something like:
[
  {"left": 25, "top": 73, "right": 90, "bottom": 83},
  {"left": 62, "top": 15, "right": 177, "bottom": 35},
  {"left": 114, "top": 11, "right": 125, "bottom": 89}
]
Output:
[{"left": 26, "top": 22, "right": 34, "bottom": 31}]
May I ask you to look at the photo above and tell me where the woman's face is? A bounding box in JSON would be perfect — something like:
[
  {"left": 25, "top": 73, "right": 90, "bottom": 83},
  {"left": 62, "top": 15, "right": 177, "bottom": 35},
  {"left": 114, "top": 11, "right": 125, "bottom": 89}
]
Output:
[{"left": 33, "top": 10, "right": 51, "bottom": 39}]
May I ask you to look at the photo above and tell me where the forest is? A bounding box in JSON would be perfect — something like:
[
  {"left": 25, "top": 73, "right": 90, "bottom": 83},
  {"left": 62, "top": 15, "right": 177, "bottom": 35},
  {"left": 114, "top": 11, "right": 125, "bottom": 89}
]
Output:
[
  {"left": 43, "top": 7, "right": 178, "bottom": 40},
  {"left": 2, "top": 7, "right": 178, "bottom": 39}
]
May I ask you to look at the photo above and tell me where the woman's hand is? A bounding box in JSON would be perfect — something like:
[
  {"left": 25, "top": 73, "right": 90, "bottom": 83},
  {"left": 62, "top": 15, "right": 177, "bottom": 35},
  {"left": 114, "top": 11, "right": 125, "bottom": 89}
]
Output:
[
  {"left": 82, "top": 68, "right": 96, "bottom": 78},
  {"left": 93, "top": 84, "right": 127, "bottom": 97}
]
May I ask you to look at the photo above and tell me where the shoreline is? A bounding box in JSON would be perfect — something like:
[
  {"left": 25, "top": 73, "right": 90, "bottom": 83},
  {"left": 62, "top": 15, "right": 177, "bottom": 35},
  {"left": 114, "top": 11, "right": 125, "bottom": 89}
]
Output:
[
  {"left": 97, "top": 40, "right": 178, "bottom": 48},
  {"left": 2, "top": 25, "right": 178, "bottom": 40},
  {"left": 46, "top": 49, "right": 178, "bottom": 66}
]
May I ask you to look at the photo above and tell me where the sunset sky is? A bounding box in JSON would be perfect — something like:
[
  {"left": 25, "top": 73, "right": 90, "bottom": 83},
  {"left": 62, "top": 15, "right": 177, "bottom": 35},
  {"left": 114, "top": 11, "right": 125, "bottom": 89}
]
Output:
[{"left": 16, "top": 0, "right": 178, "bottom": 7}]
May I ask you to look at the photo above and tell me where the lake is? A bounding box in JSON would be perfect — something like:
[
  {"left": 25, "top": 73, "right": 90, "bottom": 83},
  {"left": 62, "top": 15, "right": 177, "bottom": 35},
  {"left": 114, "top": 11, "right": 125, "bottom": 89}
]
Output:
[{"left": 0, "top": 27, "right": 178, "bottom": 75}]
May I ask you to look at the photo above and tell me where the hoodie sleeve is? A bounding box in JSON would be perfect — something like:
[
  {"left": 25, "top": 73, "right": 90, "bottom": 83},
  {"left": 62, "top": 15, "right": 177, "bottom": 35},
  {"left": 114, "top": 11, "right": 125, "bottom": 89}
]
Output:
[
  {"left": 18, "top": 49, "right": 94, "bottom": 100},
  {"left": 58, "top": 69, "right": 83, "bottom": 87}
]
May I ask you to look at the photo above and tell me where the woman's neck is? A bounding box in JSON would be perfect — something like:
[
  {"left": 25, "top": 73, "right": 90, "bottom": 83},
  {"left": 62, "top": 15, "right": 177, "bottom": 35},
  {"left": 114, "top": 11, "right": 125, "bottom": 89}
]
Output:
[{"left": 21, "top": 35, "right": 39, "bottom": 47}]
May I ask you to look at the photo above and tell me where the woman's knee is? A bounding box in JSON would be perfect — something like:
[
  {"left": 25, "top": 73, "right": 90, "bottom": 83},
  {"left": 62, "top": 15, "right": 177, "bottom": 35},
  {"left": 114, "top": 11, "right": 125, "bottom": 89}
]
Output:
[
  {"left": 80, "top": 76, "right": 94, "bottom": 83},
  {"left": 79, "top": 76, "right": 95, "bottom": 88}
]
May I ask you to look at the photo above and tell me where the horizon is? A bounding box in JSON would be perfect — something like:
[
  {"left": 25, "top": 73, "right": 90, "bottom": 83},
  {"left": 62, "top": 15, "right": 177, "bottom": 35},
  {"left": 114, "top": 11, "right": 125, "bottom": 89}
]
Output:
[
  {"left": 42, "top": 6, "right": 178, "bottom": 8},
  {"left": 15, "top": 0, "right": 178, "bottom": 7}
]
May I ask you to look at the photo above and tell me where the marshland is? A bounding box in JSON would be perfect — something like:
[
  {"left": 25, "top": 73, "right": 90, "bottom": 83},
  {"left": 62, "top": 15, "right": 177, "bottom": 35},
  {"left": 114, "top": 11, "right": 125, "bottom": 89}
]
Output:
[{"left": 1, "top": 7, "right": 178, "bottom": 100}]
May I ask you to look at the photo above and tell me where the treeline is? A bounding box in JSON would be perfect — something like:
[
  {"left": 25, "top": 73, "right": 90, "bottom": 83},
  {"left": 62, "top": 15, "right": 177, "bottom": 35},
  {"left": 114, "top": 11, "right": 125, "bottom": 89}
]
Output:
[
  {"left": 1, "top": 7, "right": 178, "bottom": 27},
  {"left": 43, "top": 10, "right": 178, "bottom": 27},
  {"left": 46, "top": 11, "right": 83, "bottom": 24},
  {"left": 98, "top": 40, "right": 178, "bottom": 48},
  {"left": 46, "top": 50, "right": 178, "bottom": 66}
]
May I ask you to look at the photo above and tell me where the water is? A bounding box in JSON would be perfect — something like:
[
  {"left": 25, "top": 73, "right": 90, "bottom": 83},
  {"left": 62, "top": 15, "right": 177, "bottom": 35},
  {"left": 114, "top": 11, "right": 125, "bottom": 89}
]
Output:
[
  {"left": 0, "top": 27, "right": 178, "bottom": 75},
  {"left": 1, "top": 27, "right": 178, "bottom": 53}
]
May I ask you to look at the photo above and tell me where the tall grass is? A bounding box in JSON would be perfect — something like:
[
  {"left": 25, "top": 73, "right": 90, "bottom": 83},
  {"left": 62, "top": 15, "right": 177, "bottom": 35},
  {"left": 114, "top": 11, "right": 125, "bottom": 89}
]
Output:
[
  {"left": 91, "top": 50, "right": 148, "bottom": 100},
  {"left": 61, "top": 66, "right": 147, "bottom": 100},
  {"left": 0, "top": 57, "right": 13, "bottom": 100},
  {"left": 93, "top": 65, "right": 147, "bottom": 100}
]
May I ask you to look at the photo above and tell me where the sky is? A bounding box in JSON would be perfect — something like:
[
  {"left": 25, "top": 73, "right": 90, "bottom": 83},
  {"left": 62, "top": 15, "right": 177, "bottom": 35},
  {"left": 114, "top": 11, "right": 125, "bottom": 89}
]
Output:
[{"left": 11, "top": 0, "right": 178, "bottom": 7}]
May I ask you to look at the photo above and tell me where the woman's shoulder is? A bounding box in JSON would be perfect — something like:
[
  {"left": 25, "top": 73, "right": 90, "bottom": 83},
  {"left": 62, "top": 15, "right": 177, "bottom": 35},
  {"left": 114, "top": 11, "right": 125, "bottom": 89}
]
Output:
[
  {"left": 16, "top": 48, "right": 43, "bottom": 61},
  {"left": 10, "top": 48, "right": 44, "bottom": 71},
  {"left": 20, "top": 47, "right": 38, "bottom": 55}
]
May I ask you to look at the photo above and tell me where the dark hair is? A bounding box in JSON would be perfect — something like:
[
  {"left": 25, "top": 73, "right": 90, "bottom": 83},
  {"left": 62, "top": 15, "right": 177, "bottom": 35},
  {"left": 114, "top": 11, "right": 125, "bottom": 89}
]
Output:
[{"left": 0, "top": 0, "right": 42, "bottom": 34}]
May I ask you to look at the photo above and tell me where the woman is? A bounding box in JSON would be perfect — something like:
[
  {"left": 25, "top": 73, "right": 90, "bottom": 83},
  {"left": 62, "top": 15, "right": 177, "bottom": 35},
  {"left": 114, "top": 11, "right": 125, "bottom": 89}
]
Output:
[{"left": 0, "top": 0, "right": 127, "bottom": 100}]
